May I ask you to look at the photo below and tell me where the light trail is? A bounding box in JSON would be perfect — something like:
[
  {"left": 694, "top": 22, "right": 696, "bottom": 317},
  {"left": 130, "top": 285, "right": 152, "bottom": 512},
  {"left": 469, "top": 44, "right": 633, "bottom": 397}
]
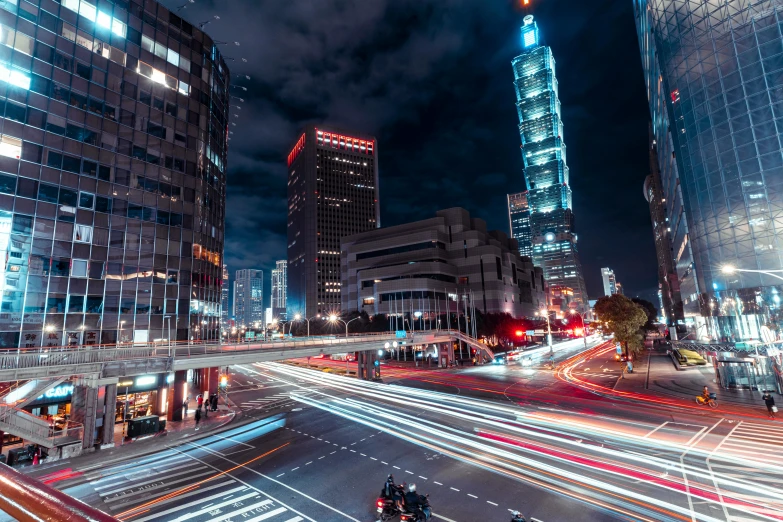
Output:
[{"left": 254, "top": 362, "right": 783, "bottom": 522}]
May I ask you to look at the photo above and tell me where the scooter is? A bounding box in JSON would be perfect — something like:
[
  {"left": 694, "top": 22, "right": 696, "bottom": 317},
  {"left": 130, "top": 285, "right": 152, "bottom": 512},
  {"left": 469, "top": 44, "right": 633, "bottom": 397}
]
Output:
[
  {"left": 375, "top": 497, "right": 399, "bottom": 521},
  {"left": 695, "top": 393, "right": 718, "bottom": 408},
  {"left": 400, "top": 495, "right": 431, "bottom": 521}
]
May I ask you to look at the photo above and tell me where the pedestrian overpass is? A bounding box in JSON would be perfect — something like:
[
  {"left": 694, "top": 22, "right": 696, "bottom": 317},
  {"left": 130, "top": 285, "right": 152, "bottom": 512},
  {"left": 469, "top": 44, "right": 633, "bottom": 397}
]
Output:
[{"left": 0, "top": 329, "right": 490, "bottom": 383}]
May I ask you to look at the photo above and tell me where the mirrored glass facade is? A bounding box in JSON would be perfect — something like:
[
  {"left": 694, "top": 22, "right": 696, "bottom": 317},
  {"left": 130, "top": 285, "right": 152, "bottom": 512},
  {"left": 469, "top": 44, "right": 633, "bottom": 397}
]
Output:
[
  {"left": 636, "top": 0, "right": 783, "bottom": 341},
  {"left": 507, "top": 191, "right": 532, "bottom": 258},
  {"left": 511, "top": 16, "right": 587, "bottom": 311},
  {"left": 0, "top": 0, "right": 228, "bottom": 348}
]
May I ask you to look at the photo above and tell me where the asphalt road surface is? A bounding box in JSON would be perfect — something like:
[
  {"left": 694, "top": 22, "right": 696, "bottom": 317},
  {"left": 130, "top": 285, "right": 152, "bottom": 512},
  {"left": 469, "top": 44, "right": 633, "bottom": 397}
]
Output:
[{"left": 18, "top": 340, "right": 783, "bottom": 522}]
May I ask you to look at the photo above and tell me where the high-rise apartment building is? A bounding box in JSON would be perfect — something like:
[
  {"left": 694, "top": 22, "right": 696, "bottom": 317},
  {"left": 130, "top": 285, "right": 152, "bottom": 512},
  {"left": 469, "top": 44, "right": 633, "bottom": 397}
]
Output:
[
  {"left": 508, "top": 191, "right": 532, "bottom": 258},
  {"left": 286, "top": 125, "right": 380, "bottom": 318},
  {"left": 511, "top": 16, "right": 587, "bottom": 311},
  {"left": 615, "top": 282, "right": 624, "bottom": 297},
  {"left": 601, "top": 268, "right": 617, "bottom": 297},
  {"left": 634, "top": 1, "right": 783, "bottom": 341},
  {"left": 271, "top": 259, "right": 287, "bottom": 319},
  {"left": 0, "top": 0, "right": 229, "bottom": 348},
  {"left": 233, "top": 269, "right": 263, "bottom": 326},
  {"left": 221, "top": 264, "right": 229, "bottom": 324}
]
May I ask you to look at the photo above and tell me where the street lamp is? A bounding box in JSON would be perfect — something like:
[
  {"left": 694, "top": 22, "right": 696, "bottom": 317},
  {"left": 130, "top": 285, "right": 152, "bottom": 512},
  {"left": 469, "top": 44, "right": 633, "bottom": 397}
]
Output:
[
  {"left": 569, "top": 309, "right": 588, "bottom": 351},
  {"left": 534, "top": 309, "right": 553, "bottom": 354},
  {"left": 328, "top": 314, "right": 360, "bottom": 338},
  {"left": 293, "top": 313, "right": 320, "bottom": 337},
  {"left": 413, "top": 311, "right": 422, "bottom": 333},
  {"left": 721, "top": 265, "right": 783, "bottom": 282}
]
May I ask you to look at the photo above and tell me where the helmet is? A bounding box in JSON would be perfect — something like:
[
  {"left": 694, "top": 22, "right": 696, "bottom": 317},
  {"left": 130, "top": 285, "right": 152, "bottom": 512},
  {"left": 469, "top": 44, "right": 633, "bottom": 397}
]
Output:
[
  {"left": 387, "top": 474, "right": 394, "bottom": 481},
  {"left": 408, "top": 483, "right": 416, "bottom": 492},
  {"left": 512, "top": 511, "right": 521, "bottom": 516}
]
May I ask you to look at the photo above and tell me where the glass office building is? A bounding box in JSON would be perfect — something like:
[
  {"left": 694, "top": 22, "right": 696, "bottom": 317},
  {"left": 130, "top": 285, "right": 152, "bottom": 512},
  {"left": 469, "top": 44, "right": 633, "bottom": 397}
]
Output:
[
  {"left": 0, "top": 0, "right": 229, "bottom": 348},
  {"left": 507, "top": 191, "right": 533, "bottom": 258},
  {"left": 635, "top": 1, "right": 783, "bottom": 341},
  {"left": 511, "top": 15, "right": 587, "bottom": 310}
]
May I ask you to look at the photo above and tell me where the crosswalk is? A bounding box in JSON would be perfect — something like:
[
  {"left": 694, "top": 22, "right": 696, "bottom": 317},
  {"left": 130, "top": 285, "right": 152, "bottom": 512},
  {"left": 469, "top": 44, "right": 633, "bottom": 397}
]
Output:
[
  {"left": 240, "top": 392, "right": 295, "bottom": 411},
  {"left": 67, "top": 420, "right": 302, "bottom": 522}
]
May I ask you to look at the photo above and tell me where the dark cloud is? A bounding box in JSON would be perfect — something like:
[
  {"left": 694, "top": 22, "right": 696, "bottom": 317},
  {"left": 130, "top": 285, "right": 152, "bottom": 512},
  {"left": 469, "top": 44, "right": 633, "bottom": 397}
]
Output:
[{"left": 162, "top": 0, "right": 659, "bottom": 304}]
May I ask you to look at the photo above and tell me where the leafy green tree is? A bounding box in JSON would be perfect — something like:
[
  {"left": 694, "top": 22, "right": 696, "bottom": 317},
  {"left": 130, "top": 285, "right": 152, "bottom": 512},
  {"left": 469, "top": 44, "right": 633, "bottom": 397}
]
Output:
[
  {"left": 594, "top": 294, "right": 648, "bottom": 357},
  {"left": 631, "top": 298, "right": 658, "bottom": 332}
]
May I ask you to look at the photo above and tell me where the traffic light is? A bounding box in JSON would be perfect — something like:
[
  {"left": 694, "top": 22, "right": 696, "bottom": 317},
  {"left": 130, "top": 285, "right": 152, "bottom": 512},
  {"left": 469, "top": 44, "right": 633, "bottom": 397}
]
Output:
[
  {"left": 219, "top": 374, "right": 228, "bottom": 389},
  {"left": 373, "top": 359, "right": 381, "bottom": 379}
]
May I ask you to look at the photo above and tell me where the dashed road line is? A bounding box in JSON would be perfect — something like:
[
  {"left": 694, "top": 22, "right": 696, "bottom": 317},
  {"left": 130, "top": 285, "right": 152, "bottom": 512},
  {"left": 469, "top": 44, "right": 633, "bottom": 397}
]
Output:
[{"left": 450, "top": 487, "right": 460, "bottom": 492}]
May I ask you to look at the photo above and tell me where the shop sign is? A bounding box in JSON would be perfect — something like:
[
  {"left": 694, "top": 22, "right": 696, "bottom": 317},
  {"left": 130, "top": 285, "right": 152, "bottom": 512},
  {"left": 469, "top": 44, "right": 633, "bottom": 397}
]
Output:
[
  {"left": 118, "top": 380, "right": 134, "bottom": 387},
  {"left": 135, "top": 375, "right": 157, "bottom": 387},
  {"left": 37, "top": 384, "right": 74, "bottom": 400}
]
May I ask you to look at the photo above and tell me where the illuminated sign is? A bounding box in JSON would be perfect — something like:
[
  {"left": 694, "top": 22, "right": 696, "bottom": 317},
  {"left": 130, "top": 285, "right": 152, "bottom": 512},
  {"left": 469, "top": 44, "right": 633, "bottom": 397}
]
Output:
[
  {"left": 37, "top": 385, "right": 74, "bottom": 401},
  {"left": 118, "top": 380, "right": 133, "bottom": 387},
  {"left": 135, "top": 375, "right": 157, "bottom": 387},
  {"left": 521, "top": 15, "right": 538, "bottom": 48}
]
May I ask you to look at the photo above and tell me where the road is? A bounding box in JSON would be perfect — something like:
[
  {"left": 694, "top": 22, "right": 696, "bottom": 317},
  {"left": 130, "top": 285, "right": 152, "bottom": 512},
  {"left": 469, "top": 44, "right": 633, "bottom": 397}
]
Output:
[{"left": 18, "top": 339, "right": 783, "bottom": 522}]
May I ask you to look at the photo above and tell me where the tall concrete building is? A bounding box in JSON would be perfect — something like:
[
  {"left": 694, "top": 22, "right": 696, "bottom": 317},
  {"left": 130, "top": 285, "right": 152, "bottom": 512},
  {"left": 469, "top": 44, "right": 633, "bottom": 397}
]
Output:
[
  {"left": 634, "top": 0, "right": 783, "bottom": 341},
  {"left": 221, "top": 264, "right": 229, "bottom": 325},
  {"left": 511, "top": 16, "right": 588, "bottom": 311},
  {"left": 507, "top": 191, "right": 533, "bottom": 258},
  {"left": 271, "top": 259, "right": 287, "bottom": 319},
  {"left": 342, "top": 208, "right": 546, "bottom": 319},
  {"left": 601, "top": 268, "right": 617, "bottom": 297},
  {"left": 286, "top": 125, "right": 380, "bottom": 318},
  {"left": 233, "top": 269, "right": 263, "bottom": 326},
  {"left": 0, "top": 0, "right": 229, "bottom": 348}
]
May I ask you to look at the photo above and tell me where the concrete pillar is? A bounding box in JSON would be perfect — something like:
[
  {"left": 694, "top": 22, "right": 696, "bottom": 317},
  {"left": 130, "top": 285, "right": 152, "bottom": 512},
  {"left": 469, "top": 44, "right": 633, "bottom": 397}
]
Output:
[
  {"left": 71, "top": 386, "right": 98, "bottom": 449},
  {"left": 208, "top": 367, "right": 219, "bottom": 392},
  {"left": 101, "top": 384, "right": 117, "bottom": 446},
  {"left": 167, "top": 370, "right": 187, "bottom": 422},
  {"left": 152, "top": 382, "right": 167, "bottom": 415}
]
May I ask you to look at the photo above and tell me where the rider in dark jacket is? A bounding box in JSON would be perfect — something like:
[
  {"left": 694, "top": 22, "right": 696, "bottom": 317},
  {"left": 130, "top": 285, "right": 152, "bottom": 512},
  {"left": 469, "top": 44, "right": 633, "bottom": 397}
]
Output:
[
  {"left": 381, "top": 474, "right": 403, "bottom": 510},
  {"left": 511, "top": 511, "right": 526, "bottom": 522}
]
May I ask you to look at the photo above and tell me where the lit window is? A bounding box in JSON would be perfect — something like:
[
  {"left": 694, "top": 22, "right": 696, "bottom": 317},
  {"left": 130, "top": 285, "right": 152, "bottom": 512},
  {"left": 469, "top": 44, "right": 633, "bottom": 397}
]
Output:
[
  {"left": 71, "top": 259, "right": 88, "bottom": 278},
  {"left": 0, "top": 24, "right": 14, "bottom": 47},
  {"left": 166, "top": 48, "right": 179, "bottom": 67},
  {"left": 154, "top": 42, "right": 166, "bottom": 60},
  {"left": 111, "top": 19, "right": 126, "bottom": 38},
  {"left": 61, "top": 23, "right": 76, "bottom": 42},
  {"left": 74, "top": 224, "right": 93, "bottom": 243},
  {"left": 151, "top": 68, "right": 167, "bottom": 85},
  {"left": 97, "top": 11, "right": 111, "bottom": 29},
  {"left": 62, "top": 0, "right": 79, "bottom": 12},
  {"left": 79, "top": 0, "right": 96, "bottom": 22},
  {"left": 178, "top": 80, "right": 189, "bottom": 96},
  {"left": 0, "top": 63, "right": 29, "bottom": 90},
  {"left": 0, "top": 135, "right": 22, "bottom": 159},
  {"left": 141, "top": 35, "right": 154, "bottom": 53}
]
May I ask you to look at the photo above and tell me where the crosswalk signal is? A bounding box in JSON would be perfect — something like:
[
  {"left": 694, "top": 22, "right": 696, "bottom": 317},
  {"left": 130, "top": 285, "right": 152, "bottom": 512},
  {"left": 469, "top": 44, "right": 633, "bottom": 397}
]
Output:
[
  {"left": 373, "top": 359, "right": 381, "bottom": 379},
  {"left": 219, "top": 374, "right": 228, "bottom": 389}
]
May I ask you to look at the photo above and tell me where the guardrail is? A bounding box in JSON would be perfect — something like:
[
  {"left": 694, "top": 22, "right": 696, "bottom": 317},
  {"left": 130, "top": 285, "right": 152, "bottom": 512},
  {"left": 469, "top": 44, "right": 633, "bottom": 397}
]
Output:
[
  {"left": 0, "top": 462, "right": 117, "bottom": 521},
  {"left": 0, "top": 404, "right": 83, "bottom": 448}
]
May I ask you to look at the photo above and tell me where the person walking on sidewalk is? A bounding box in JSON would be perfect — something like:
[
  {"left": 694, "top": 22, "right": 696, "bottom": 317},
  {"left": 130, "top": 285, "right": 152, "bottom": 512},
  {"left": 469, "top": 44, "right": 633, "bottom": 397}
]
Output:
[
  {"left": 762, "top": 391, "right": 776, "bottom": 419},
  {"left": 194, "top": 406, "right": 201, "bottom": 430},
  {"left": 182, "top": 397, "right": 188, "bottom": 418},
  {"left": 203, "top": 396, "right": 209, "bottom": 418},
  {"left": 197, "top": 394, "right": 203, "bottom": 410},
  {"left": 211, "top": 393, "right": 218, "bottom": 411}
]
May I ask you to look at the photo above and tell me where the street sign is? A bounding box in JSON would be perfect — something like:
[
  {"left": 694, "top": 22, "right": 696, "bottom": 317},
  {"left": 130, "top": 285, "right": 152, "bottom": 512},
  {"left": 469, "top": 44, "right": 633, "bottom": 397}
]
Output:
[
  {"left": 616, "top": 343, "right": 622, "bottom": 354},
  {"left": 526, "top": 330, "right": 535, "bottom": 336},
  {"left": 534, "top": 329, "right": 545, "bottom": 335},
  {"left": 395, "top": 330, "right": 407, "bottom": 338}
]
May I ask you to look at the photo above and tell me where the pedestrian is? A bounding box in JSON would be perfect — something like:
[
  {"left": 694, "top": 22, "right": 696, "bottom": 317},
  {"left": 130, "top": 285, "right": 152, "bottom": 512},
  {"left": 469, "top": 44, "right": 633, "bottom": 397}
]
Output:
[
  {"left": 762, "top": 390, "right": 777, "bottom": 419},
  {"left": 182, "top": 397, "right": 188, "bottom": 417},
  {"left": 194, "top": 406, "right": 201, "bottom": 430},
  {"left": 197, "top": 394, "right": 203, "bottom": 410},
  {"left": 211, "top": 394, "right": 218, "bottom": 411}
]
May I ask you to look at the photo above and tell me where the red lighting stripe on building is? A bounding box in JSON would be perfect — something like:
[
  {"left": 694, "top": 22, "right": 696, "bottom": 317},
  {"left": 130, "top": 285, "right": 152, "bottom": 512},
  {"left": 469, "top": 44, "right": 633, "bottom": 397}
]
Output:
[
  {"left": 288, "top": 134, "right": 306, "bottom": 166},
  {"left": 315, "top": 128, "right": 374, "bottom": 156}
]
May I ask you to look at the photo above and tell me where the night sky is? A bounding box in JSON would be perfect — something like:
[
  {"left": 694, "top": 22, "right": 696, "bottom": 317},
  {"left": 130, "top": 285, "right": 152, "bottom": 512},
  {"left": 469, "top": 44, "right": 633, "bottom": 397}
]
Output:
[{"left": 160, "top": 0, "right": 659, "bottom": 306}]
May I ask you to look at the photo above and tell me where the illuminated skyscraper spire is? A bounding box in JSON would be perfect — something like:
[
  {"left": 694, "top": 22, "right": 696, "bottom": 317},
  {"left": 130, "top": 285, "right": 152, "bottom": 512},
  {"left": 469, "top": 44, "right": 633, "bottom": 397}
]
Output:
[{"left": 511, "top": 15, "right": 587, "bottom": 310}]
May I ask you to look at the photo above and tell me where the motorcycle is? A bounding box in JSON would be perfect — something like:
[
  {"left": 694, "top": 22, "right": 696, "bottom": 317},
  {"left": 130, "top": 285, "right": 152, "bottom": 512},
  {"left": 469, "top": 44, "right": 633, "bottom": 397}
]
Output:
[
  {"left": 400, "top": 495, "right": 431, "bottom": 522},
  {"left": 375, "top": 497, "right": 399, "bottom": 521},
  {"left": 695, "top": 392, "right": 718, "bottom": 408}
]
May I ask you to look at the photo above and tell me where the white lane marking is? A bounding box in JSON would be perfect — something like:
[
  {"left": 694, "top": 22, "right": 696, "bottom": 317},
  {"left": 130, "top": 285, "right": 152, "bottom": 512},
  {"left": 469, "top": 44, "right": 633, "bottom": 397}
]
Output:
[
  {"left": 132, "top": 491, "right": 258, "bottom": 522},
  {"left": 393, "top": 465, "right": 400, "bottom": 469},
  {"left": 330, "top": 451, "right": 337, "bottom": 455},
  {"left": 291, "top": 467, "right": 299, "bottom": 471},
  {"left": 434, "top": 481, "right": 443, "bottom": 485},
  {"left": 107, "top": 481, "right": 240, "bottom": 513},
  {"left": 370, "top": 457, "right": 378, "bottom": 461},
  {"left": 168, "top": 494, "right": 263, "bottom": 521},
  {"left": 94, "top": 463, "right": 206, "bottom": 490},
  {"left": 405, "top": 470, "right": 414, "bottom": 475},
  {"left": 214, "top": 504, "right": 285, "bottom": 522},
  {"left": 305, "top": 461, "right": 313, "bottom": 466},
  {"left": 360, "top": 453, "right": 367, "bottom": 456},
  {"left": 282, "top": 518, "right": 304, "bottom": 522},
  {"left": 209, "top": 432, "right": 256, "bottom": 448},
  {"left": 419, "top": 476, "right": 428, "bottom": 480},
  {"left": 179, "top": 442, "right": 358, "bottom": 521},
  {"left": 90, "top": 459, "right": 199, "bottom": 486},
  {"left": 450, "top": 487, "right": 460, "bottom": 492},
  {"left": 487, "top": 501, "right": 498, "bottom": 506},
  {"left": 277, "top": 473, "right": 285, "bottom": 477},
  {"left": 432, "top": 513, "right": 458, "bottom": 522},
  {"left": 467, "top": 494, "right": 477, "bottom": 498},
  {"left": 318, "top": 456, "right": 325, "bottom": 460},
  {"left": 102, "top": 470, "right": 215, "bottom": 501},
  {"left": 382, "top": 461, "right": 389, "bottom": 465}
]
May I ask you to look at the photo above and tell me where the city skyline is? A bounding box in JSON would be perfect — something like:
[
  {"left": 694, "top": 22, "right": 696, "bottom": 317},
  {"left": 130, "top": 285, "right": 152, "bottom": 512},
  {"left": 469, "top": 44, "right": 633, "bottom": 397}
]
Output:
[{"left": 161, "top": 0, "right": 657, "bottom": 304}]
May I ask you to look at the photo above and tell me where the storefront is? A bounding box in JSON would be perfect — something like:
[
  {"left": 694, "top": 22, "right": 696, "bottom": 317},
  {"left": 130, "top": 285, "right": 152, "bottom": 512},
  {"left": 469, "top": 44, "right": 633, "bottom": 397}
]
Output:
[
  {"left": 26, "top": 383, "right": 74, "bottom": 424},
  {"left": 115, "top": 374, "right": 169, "bottom": 423}
]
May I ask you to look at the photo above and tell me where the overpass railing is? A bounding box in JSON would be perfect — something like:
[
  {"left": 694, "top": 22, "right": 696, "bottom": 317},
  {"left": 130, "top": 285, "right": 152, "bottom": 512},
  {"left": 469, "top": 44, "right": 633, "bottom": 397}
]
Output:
[{"left": 0, "top": 330, "right": 480, "bottom": 379}]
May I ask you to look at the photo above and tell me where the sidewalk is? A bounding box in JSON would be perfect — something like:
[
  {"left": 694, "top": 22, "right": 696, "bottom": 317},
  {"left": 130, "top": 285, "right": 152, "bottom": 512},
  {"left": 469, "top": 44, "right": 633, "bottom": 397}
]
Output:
[
  {"left": 614, "top": 347, "right": 773, "bottom": 415},
  {"left": 7, "top": 396, "right": 241, "bottom": 476}
]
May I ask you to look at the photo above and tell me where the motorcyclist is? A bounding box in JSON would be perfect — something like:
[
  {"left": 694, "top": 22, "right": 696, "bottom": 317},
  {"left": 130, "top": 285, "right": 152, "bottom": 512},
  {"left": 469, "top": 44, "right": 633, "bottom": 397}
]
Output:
[
  {"left": 511, "top": 511, "right": 526, "bottom": 522},
  {"left": 403, "top": 483, "right": 430, "bottom": 520},
  {"left": 381, "top": 474, "right": 403, "bottom": 511}
]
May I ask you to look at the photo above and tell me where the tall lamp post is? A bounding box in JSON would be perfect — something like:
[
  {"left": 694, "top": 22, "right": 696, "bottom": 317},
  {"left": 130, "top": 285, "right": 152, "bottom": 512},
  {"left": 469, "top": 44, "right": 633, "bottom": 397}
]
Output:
[
  {"left": 328, "top": 314, "right": 361, "bottom": 338},
  {"left": 535, "top": 309, "right": 552, "bottom": 355},
  {"left": 569, "top": 309, "right": 588, "bottom": 351},
  {"left": 294, "top": 313, "right": 320, "bottom": 337}
]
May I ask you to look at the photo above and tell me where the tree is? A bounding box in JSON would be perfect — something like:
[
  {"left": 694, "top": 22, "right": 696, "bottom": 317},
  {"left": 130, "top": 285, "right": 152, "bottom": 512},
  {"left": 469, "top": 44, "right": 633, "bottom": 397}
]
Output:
[
  {"left": 631, "top": 298, "right": 658, "bottom": 332},
  {"left": 594, "top": 294, "right": 648, "bottom": 357}
]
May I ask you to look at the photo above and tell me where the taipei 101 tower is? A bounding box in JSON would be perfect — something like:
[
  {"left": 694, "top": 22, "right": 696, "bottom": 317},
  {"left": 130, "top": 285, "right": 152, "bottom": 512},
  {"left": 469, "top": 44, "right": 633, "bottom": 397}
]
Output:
[{"left": 511, "top": 15, "right": 588, "bottom": 310}]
